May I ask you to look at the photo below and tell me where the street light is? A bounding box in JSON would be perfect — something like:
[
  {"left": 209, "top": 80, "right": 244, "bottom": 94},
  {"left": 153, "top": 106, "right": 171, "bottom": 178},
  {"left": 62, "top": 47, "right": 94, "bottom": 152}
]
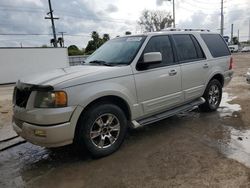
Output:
[{"left": 164, "top": 0, "right": 175, "bottom": 28}]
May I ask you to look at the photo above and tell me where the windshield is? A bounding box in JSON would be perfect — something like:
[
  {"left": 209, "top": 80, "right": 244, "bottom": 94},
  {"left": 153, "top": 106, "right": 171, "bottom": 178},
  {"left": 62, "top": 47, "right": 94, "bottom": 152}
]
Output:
[{"left": 85, "top": 36, "right": 146, "bottom": 65}]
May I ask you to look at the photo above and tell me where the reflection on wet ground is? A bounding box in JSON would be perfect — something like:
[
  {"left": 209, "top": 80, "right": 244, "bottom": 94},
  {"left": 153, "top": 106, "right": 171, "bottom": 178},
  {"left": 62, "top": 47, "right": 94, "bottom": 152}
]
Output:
[
  {"left": 1, "top": 82, "right": 250, "bottom": 188},
  {"left": 1, "top": 91, "right": 249, "bottom": 187},
  {"left": 218, "top": 92, "right": 241, "bottom": 117},
  {"left": 224, "top": 128, "right": 250, "bottom": 168},
  {"left": 182, "top": 92, "right": 250, "bottom": 169}
]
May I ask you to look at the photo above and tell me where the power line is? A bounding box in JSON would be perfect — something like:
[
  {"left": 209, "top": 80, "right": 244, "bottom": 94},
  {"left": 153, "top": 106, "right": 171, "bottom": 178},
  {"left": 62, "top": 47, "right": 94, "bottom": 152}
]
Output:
[
  {"left": 0, "top": 33, "right": 91, "bottom": 37},
  {"left": 0, "top": 33, "right": 51, "bottom": 36},
  {"left": 178, "top": 6, "right": 220, "bottom": 15},
  {"left": 180, "top": 1, "right": 219, "bottom": 10},
  {"left": 187, "top": 0, "right": 220, "bottom": 5},
  {"left": 0, "top": 6, "right": 134, "bottom": 24}
]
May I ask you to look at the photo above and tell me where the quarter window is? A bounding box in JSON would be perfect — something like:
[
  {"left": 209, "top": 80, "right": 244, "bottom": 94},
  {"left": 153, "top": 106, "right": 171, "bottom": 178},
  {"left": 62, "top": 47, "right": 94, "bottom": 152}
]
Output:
[{"left": 201, "top": 34, "right": 230, "bottom": 57}]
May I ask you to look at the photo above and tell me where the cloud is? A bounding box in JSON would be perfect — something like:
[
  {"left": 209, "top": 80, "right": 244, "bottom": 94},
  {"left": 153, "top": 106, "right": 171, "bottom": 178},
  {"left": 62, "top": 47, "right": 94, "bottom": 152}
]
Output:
[
  {"left": 156, "top": 0, "right": 170, "bottom": 6},
  {"left": 1, "top": 0, "right": 249, "bottom": 47},
  {"left": 106, "top": 4, "right": 118, "bottom": 13},
  {"left": 0, "top": 0, "right": 132, "bottom": 47},
  {"left": 156, "top": 0, "right": 163, "bottom": 6}
]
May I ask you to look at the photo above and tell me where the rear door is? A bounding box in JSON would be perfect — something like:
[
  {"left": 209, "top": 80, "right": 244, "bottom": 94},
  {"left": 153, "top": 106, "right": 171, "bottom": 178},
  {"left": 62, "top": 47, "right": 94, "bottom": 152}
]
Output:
[
  {"left": 172, "top": 34, "right": 208, "bottom": 101},
  {"left": 134, "top": 35, "right": 183, "bottom": 116}
]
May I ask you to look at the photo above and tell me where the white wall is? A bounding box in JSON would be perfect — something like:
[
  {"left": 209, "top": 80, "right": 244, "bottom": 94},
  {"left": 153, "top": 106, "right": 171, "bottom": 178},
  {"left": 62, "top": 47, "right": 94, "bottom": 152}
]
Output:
[{"left": 0, "top": 48, "right": 69, "bottom": 84}]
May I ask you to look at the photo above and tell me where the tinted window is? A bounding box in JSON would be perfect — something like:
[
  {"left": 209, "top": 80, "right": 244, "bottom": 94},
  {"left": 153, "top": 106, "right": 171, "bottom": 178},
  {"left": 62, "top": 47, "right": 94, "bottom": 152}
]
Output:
[
  {"left": 143, "top": 35, "right": 174, "bottom": 67},
  {"left": 173, "top": 34, "right": 199, "bottom": 61},
  {"left": 201, "top": 34, "right": 230, "bottom": 57},
  {"left": 190, "top": 35, "right": 205, "bottom": 59}
]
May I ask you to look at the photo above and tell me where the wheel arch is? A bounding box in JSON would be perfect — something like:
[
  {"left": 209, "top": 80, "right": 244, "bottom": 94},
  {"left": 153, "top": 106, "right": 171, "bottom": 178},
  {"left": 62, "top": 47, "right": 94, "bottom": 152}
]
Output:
[
  {"left": 73, "top": 95, "right": 132, "bottom": 143},
  {"left": 206, "top": 73, "right": 224, "bottom": 88},
  {"left": 202, "top": 73, "right": 224, "bottom": 96},
  {"left": 79, "top": 95, "right": 131, "bottom": 121},
  {"left": 210, "top": 74, "right": 224, "bottom": 87}
]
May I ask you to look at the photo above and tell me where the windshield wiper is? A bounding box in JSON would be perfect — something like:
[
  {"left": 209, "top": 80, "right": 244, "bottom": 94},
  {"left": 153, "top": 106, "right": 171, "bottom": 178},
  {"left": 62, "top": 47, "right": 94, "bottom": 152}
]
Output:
[{"left": 89, "top": 60, "right": 114, "bottom": 66}]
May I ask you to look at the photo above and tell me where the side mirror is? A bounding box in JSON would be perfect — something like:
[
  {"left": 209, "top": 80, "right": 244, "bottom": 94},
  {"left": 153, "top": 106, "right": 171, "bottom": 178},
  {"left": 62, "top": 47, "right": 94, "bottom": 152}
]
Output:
[{"left": 143, "top": 52, "right": 162, "bottom": 64}]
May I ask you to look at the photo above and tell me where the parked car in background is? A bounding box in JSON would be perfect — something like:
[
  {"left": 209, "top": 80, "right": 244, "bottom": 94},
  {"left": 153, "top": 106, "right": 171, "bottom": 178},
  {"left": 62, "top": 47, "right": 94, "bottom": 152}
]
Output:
[
  {"left": 247, "top": 68, "right": 250, "bottom": 84},
  {"left": 12, "top": 29, "right": 234, "bottom": 157},
  {"left": 241, "top": 46, "right": 250, "bottom": 52},
  {"left": 228, "top": 45, "right": 239, "bottom": 53}
]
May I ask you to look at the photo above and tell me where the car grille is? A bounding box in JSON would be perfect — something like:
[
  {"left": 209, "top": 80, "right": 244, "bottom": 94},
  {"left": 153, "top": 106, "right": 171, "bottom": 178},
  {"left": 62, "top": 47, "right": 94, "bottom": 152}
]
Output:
[
  {"left": 13, "top": 117, "right": 24, "bottom": 129},
  {"left": 13, "top": 86, "right": 32, "bottom": 108}
]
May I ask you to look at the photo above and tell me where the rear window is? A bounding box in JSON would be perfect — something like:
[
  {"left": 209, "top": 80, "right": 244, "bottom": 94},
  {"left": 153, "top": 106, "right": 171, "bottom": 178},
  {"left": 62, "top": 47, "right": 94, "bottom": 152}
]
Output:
[{"left": 201, "top": 34, "right": 230, "bottom": 57}]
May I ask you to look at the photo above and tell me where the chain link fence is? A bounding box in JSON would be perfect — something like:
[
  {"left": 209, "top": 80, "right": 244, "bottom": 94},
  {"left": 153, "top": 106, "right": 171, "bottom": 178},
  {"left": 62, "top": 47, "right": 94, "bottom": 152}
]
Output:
[{"left": 69, "top": 55, "right": 89, "bottom": 66}]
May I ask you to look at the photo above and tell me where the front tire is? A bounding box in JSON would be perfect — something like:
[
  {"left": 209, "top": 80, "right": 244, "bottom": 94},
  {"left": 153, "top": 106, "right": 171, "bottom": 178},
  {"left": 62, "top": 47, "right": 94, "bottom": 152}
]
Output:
[
  {"left": 200, "top": 79, "right": 222, "bottom": 112},
  {"left": 75, "top": 103, "right": 127, "bottom": 158}
]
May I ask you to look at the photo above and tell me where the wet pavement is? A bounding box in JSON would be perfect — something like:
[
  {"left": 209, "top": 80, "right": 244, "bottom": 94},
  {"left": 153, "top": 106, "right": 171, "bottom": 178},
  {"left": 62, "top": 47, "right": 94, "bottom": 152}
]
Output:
[{"left": 0, "top": 53, "right": 250, "bottom": 187}]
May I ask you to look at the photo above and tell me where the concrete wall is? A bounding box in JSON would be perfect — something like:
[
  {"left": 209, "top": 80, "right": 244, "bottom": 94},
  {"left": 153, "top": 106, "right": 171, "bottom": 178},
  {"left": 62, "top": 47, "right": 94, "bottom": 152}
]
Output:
[{"left": 0, "top": 48, "right": 69, "bottom": 84}]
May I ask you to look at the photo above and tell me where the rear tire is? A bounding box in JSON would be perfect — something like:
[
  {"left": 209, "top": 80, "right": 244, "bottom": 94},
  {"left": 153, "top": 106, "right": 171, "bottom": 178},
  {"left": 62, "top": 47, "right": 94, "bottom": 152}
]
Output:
[
  {"left": 199, "top": 79, "right": 222, "bottom": 112},
  {"left": 75, "top": 103, "right": 127, "bottom": 158}
]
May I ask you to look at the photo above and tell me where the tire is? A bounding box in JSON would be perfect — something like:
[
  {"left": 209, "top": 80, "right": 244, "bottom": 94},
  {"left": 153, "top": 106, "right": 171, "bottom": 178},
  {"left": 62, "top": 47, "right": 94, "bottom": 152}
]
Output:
[
  {"left": 199, "top": 79, "right": 222, "bottom": 112},
  {"left": 75, "top": 103, "right": 127, "bottom": 158}
]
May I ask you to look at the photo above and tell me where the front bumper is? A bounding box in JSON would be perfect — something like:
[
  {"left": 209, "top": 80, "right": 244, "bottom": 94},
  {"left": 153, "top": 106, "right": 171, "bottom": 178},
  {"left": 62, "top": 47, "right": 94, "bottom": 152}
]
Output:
[
  {"left": 13, "top": 121, "right": 73, "bottom": 147},
  {"left": 12, "top": 105, "right": 83, "bottom": 147}
]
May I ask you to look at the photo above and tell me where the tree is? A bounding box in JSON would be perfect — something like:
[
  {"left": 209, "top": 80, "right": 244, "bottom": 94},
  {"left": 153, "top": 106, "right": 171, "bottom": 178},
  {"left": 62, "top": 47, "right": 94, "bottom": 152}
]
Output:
[
  {"left": 103, "top": 34, "right": 110, "bottom": 42},
  {"left": 85, "top": 31, "right": 110, "bottom": 55},
  {"left": 50, "top": 38, "right": 56, "bottom": 47},
  {"left": 232, "top": 37, "right": 239, "bottom": 45},
  {"left": 41, "top": 44, "right": 48, "bottom": 48},
  {"left": 125, "top": 31, "right": 132, "bottom": 35},
  {"left": 67, "top": 45, "right": 84, "bottom": 56},
  {"left": 57, "top": 37, "right": 64, "bottom": 47},
  {"left": 138, "top": 10, "right": 173, "bottom": 32}
]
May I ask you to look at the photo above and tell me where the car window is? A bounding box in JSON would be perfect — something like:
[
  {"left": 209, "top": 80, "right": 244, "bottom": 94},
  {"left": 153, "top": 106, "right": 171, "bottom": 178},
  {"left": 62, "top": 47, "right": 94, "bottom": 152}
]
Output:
[
  {"left": 190, "top": 35, "right": 205, "bottom": 59},
  {"left": 201, "top": 34, "right": 230, "bottom": 57},
  {"left": 173, "top": 34, "right": 200, "bottom": 62},
  {"left": 142, "top": 35, "right": 174, "bottom": 68},
  {"left": 85, "top": 36, "right": 146, "bottom": 65}
]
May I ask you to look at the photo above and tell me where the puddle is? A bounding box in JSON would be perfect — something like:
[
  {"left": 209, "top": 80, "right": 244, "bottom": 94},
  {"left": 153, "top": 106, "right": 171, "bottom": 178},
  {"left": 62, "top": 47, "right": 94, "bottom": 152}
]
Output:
[
  {"left": 218, "top": 93, "right": 241, "bottom": 117},
  {"left": 221, "top": 127, "right": 250, "bottom": 168}
]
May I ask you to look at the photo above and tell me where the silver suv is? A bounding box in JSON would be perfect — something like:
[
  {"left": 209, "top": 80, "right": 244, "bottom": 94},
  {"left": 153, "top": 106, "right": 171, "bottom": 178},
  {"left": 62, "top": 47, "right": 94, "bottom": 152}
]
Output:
[{"left": 12, "top": 29, "right": 234, "bottom": 157}]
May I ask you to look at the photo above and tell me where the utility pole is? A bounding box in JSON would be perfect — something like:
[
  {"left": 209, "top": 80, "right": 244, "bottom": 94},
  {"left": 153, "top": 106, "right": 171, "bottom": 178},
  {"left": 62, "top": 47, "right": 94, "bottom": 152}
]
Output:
[
  {"left": 220, "top": 0, "right": 224, "bottom": 36},
  {"left": 173, "top": 0, "right": 175, "bottom": 28},
  {"left": 58, "top": 31, "right": 66, "bottom": 47},
  {"left": 231, "top": 24, "right": 233, "bottom": 44},
  {"left": 249, "top": 19, "right": 250, "bottom": 42},
  {"left": 238, "top": 29, "right": 239, "bottom": 42},
  {"left": 45, "top": 0, "right": 59, "bottom": 47},
  {"left": 166, "top": 0, "right": 175, "bottom": 28}
]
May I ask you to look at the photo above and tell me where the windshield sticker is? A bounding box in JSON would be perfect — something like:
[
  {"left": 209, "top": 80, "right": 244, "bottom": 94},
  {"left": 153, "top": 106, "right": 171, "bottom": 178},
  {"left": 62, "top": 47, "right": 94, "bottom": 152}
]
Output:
[{"left": 126, "top": 37, "right": 142, "bottom": 42}]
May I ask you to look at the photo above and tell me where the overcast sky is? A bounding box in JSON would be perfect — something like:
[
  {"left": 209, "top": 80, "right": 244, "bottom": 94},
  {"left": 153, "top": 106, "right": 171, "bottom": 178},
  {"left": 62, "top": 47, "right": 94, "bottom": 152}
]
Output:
[{"left": 0, "top": 0, "right": 249, "bottom": 48}]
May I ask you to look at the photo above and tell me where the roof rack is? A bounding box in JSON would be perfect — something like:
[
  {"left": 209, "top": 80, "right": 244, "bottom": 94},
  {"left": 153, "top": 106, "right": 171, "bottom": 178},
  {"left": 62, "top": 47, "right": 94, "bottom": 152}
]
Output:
[{"left": 161, "top": 28, "right": 210, "bottom": 32}]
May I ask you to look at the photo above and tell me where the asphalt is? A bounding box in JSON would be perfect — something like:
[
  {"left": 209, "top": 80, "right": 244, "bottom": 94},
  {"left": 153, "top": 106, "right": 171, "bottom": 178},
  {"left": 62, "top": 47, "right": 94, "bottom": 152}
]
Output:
[{"left": 0, "top": 53, "right": 250, "bottom": 188}]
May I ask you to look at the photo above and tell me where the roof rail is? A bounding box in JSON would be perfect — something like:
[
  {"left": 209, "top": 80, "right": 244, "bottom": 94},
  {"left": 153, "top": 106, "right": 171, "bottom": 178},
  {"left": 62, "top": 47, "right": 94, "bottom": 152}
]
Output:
[{"left": 161, "top": 28, "right": 210, "bottom": 32}]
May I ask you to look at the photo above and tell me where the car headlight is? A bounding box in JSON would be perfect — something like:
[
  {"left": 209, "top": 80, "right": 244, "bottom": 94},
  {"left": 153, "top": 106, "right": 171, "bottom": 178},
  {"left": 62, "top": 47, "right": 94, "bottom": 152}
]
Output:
[{"left": 34, "top": 91, "right": 67, "bottom": 108}]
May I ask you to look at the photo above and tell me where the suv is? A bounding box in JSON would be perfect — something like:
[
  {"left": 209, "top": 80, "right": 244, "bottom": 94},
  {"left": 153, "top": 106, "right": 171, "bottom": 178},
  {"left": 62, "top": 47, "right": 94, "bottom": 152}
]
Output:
[{"left": 12, "top": 30, "right": 233, "bottom": 157}]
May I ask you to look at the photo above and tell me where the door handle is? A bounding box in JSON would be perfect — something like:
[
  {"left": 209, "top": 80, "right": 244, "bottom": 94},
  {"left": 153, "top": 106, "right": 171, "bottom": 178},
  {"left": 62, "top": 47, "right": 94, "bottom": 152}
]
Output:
[
  {"left": 203, "top": 63, "right": 209, "bottom": 69},
  {"left": 169, "top": 69, "right": 177, "bottom": 76}
]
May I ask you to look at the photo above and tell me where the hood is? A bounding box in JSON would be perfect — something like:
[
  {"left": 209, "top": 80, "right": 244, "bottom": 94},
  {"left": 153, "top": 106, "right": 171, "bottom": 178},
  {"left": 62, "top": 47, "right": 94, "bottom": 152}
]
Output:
[{"left": 20, "top": 65, "right": 132, "bottom": 88}]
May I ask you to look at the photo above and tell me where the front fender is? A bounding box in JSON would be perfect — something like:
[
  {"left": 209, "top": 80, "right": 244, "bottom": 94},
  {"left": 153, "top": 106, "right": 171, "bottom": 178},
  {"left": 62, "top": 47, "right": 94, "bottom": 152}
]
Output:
[{"left": 65, "top": 76, "right": 143, "bottom": 120}]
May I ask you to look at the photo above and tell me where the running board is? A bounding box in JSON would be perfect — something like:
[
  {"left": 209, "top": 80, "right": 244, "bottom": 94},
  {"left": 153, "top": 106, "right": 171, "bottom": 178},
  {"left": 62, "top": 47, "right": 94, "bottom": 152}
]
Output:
[{"left": 131, "top": 97, "right": 205, "bottom": 128}]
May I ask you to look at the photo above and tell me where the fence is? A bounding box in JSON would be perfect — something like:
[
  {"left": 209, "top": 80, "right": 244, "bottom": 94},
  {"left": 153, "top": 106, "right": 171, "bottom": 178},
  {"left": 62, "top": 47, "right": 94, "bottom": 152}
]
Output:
[{"left": 69, "top": 55, "right": 89, "bottom": 66}]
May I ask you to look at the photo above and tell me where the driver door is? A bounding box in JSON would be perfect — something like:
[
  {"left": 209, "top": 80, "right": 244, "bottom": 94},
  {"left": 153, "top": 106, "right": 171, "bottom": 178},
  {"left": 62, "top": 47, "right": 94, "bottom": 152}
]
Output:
[{"left": 134, "top": 35, "right": 183, "bottom": 116}]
